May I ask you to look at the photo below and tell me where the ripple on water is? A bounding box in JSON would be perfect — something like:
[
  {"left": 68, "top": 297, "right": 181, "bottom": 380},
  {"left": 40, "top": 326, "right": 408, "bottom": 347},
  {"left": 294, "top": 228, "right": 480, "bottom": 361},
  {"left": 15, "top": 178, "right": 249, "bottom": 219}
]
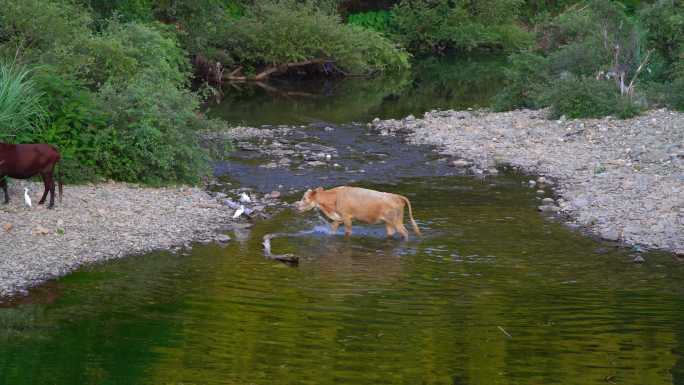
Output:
[{"left": 2, "top": 176, "right": 684, "bottom": 385}]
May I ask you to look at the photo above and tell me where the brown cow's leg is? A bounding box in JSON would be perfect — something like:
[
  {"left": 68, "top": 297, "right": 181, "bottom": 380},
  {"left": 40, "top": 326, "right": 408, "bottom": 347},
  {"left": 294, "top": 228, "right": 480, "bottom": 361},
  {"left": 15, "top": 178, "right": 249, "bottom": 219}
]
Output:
[
  {"left": 39, "top": 172, "right": 56, "bottom": 208},
  {"left": 0, "top": 177, "right": 8, "bottom": 204},
  {"left": 396, "top": 223, "right": 409, "bottom": 241},
  {"left": 385, "top": 222, "right": 396, "bottom": 239},
  {"left": 343, "top": 216, "right": 353, "bottom": 237},
  {"left": 38, "top": 173, "right": 50, "bottom": 205},
  {"left": 330, "top": 221, "right": 341, "bottom": 235}
]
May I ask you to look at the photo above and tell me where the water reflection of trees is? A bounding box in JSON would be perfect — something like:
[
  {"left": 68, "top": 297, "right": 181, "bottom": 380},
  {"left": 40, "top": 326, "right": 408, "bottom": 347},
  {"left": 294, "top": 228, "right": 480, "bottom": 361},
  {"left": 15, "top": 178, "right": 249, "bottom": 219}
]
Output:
[{"left": 207, "top": 55, "right": 507, "bottom": 126}]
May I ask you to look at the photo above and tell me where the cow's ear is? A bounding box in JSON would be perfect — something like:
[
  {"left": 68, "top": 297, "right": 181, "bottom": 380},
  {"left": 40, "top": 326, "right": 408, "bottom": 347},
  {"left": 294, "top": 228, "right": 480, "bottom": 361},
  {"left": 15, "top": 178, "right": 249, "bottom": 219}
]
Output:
[{"left": 315, "top": 187, "right": 323, "bottom": 192}]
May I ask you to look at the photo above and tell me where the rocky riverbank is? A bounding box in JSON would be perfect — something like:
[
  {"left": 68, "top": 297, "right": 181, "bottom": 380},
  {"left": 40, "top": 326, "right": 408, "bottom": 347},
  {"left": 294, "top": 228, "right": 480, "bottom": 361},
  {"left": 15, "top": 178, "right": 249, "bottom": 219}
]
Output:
[
  {"left": 372, "top": 109, "right": 683, "bottom": 254},
  {"left": 0, "top": 181, "right": 284, "bottom": 299}
]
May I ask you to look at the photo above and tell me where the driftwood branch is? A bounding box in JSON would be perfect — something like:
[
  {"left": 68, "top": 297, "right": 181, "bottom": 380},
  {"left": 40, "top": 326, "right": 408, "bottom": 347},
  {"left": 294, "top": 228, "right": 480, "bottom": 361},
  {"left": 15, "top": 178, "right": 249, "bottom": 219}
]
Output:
[
  {"left": 263, "top": 234, "right": 299, "bottom": 265},
  {"left": 225, "top": 59, "right": 331, "bottom": 82}
]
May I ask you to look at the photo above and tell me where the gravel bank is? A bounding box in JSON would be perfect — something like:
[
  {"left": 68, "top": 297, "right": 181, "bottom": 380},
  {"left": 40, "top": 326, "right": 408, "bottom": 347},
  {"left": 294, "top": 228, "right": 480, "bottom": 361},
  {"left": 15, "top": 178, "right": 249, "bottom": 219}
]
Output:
[
  {"left": 0, "top": 181, "right": 279, "bottom": 298},
  {"left": 372, "top": 109, "right": 683, "bottom": 254}
]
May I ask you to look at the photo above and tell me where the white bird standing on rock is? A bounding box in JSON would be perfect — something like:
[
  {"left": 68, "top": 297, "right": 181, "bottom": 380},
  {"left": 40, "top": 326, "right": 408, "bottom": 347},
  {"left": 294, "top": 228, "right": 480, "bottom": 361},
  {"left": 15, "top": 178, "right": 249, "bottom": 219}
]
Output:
[
  {"left": 24, "top": 188, "right": 32, "bottom": 208},
  {"left": 239, "top": 192, "right": 251, "bottom": 203},
  {"left": 233, "top": 205, "right": 245, "bottom": 219}
]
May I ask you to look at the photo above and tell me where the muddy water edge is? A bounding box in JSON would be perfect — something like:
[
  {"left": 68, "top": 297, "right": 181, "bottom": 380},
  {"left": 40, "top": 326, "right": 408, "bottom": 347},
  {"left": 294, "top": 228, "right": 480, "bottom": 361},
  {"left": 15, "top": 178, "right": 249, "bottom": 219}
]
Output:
[{"left": 1, "top": 114, "right": 684, "bottom": 385}]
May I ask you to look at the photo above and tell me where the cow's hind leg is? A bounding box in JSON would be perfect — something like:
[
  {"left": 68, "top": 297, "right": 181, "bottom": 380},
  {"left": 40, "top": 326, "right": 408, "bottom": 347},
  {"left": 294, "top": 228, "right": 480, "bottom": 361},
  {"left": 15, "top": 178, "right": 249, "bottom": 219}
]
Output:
[
  {"left": 385, "top": 222, "right": 396, "bottom": 239},
  {"left": 0, "top": 177, "right": 8, "bottom": 204},
  {"left": 396, "top": 222, "right": 409, "bottom": 241},
  {"left": 39, "top": 172, "right": 56, "bottom": 208},
  {"left": 38, "top": 173, "right": 50, "bottom": 205}
]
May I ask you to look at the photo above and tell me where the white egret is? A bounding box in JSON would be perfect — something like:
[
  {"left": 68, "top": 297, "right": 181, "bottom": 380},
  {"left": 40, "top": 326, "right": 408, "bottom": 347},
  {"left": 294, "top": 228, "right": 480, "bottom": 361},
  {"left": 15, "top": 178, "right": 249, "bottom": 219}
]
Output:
[
  {"left": 239, "top": 192, "right": 251, "bottom": 203},
  {"left": 232, "top": 205, "right": 245, "bottom": 219},
  {"left": 24, "top": 188, "right": 32, "bottom": 208}
]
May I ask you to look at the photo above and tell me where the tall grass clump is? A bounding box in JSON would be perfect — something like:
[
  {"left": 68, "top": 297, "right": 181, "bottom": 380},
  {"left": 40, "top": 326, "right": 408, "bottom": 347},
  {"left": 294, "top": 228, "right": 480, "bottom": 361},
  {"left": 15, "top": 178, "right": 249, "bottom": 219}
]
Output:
[{"left": 0, "top": 61, "right": 45, "bottom": 141}]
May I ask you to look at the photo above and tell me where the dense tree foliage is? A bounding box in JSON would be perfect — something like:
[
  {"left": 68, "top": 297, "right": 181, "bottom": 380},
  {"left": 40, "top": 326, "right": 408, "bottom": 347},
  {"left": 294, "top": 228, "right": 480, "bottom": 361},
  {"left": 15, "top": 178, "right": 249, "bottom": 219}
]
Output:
[
  {"left": 0, "top": 0, "right": 682, "bottom": 189},
  {"left": 493, "top": 0, "right": 684, "bottom": 117}
]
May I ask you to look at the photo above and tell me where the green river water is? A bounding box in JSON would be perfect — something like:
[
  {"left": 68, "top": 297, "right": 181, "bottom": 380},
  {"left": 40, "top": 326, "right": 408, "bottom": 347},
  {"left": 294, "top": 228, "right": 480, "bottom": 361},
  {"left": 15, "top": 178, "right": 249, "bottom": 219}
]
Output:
[{"left": 1, "top": 56, "right": 683, "bottom": 385}]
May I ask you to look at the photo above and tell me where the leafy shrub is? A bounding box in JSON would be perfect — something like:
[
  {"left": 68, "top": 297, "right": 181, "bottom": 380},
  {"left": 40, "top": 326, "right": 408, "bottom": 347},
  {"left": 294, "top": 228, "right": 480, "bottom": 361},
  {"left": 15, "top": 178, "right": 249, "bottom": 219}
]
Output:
[
  {"left": 82, "top": 20, "right": 189, "bottom": 87},
  {"left": 347, "top": 10, "right": 392, "bottom": 33},
  {"left": 542, "top": 78, "right": 640, "bottom": 119},
  {"left": 639, "top": 0, "right": 684, "bottom": 77},
  {"left": 667, "top": 78, "right": 684, "bottom": 111},
  {"left": 78, "top": 0, "right": 155, "bottom": 23},
  {"left": 96, "top": 70, "right": 209, "bottom": 185},
  {"left": 0, "top": 0, "right": 216, "bottom": 185},
  {"left": 390, "top": 0, "right": 533, "bottom": 54},
  {"left": 493, "top": 52, "right": 550, "bottom": 111},
  {"left": 215, "top": 0, "right": 409, "bottom": 75},
  {"left": 29, "top": 70, "right": 108, "bottom": 181},
  {"left": 0, "top": 61, "right": 45, "bottom": 141},
  {"left": 0, "top": 0, "right": 94, "bottom": 75}
]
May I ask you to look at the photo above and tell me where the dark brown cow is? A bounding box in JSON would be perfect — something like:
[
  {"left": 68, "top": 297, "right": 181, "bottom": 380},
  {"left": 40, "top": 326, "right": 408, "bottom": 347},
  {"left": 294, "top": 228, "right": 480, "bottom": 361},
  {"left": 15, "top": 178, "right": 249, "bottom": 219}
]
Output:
[{"left": 0, "top": 142, "right": 63, "bottom": 208}]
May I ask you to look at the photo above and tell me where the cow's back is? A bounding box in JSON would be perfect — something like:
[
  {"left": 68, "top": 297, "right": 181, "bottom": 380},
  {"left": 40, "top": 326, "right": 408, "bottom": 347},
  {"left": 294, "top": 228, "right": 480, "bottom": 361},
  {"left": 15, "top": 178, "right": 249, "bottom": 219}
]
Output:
[
  {"left": 0, "top": 143, "right": 60, "bottom": 178},
  {"left": 335, "top": 187, "right": 401, "bottom": 224}
]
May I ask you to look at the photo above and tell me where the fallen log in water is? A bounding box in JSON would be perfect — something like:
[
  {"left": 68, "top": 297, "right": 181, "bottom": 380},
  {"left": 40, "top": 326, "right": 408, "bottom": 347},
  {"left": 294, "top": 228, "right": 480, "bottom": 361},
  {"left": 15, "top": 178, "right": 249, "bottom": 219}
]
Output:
[{"left": 262, "top": 233, "right": 299, "bottom": 265}]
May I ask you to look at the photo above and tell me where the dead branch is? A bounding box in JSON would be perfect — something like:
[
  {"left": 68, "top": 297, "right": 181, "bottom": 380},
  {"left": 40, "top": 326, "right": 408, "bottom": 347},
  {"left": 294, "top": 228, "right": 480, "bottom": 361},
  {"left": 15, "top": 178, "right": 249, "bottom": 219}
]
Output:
[
  {"left": 626, "top": 49, "right": 654, "bottom": 96},
  {"left": 224, "top": 59, "right": 331, "bottom": 82}
]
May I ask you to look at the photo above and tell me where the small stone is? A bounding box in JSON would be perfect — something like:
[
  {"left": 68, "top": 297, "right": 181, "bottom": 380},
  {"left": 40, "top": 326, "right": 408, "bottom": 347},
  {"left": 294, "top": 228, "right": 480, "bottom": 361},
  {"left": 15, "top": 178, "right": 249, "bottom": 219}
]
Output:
[
  {"left": 450, "top": 160, "right": 471, "bottom": 168},
  {"left": 528, "top": 180, "right": 537, "bottom": 187},
  {"left": 3, "top": 223, "right": 12, "bottom": 232},
  {"left": 538, "top": 205, "right": 559, "bottom": 213},
  {"left": 215, "top": 234, "right": 231, "bottom": 243},
  {"left": 600, "top": 227, "right": 620, "bottom": 241},
  {"left": 632, "top": 255, "right": 645, "bottom": 264},
  {"left": 269, "top": 191, "right": 281, "bottom": 199},
  {"left": 32, "top": 226, "right": 50, "bottom": 236},
  {"left": 542, "top": 198, "right": 555, "bottom": 205},
  {"left": 536, "top": 190, "right": 545, "bottom": 194}
]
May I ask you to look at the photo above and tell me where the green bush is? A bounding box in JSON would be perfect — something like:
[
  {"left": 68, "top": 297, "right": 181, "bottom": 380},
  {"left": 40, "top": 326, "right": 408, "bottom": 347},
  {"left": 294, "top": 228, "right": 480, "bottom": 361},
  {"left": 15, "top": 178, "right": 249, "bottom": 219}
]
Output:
[
  {"left": 0, "top": 0, "right": 94, "bottom": 75},
  {"left": 639, "top": 0, "right": 684, "bottom": 78},
  {"left": 96, "top": 70, "right": 209, "bottom": 185},
  {"left": 215, "top": 0, "right": 409, "bottom": 75},
  {"left": 493, "top": 52, "right": 550, "bottom": 111},
  {"left": 347, "top": 10, "right": 392, "bottom": 33},
  {"left": 82, "top": 20, "right": 189, "bottom": 87},
  {"left": 667, "top": 78, "right": 684, "bottom": 111},
  {"left": 29, "top": 70, "right": 108, "bottom": 181},
  {"left": 0, "top": 0, "right": 217, "bottom": 185},
  {"left": 390, "top": 0, "right": 533, "bottom": 54},
  {"left": 542, "top": 78, "right": 641, "bottom": 119}
]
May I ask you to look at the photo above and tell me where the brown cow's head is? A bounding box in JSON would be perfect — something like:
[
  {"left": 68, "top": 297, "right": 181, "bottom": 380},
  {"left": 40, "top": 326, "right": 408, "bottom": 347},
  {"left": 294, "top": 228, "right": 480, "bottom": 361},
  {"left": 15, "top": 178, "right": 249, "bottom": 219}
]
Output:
[{"left": 294, "top": 187, "right": 323, "bottom": 212}]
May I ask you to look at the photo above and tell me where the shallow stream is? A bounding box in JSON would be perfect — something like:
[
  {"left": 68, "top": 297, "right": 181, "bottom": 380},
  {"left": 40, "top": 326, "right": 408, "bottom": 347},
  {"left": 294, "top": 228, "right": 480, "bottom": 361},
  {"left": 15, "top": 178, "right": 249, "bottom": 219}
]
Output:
[{"left": 2, "top": 56, "right": 684, "bottom": 385}]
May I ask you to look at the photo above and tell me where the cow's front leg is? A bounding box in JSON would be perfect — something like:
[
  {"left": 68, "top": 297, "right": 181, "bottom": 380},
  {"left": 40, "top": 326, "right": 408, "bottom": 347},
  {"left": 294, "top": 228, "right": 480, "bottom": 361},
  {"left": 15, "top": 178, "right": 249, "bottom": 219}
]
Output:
[
  {"left": 330, "top": 221, "right": 341, "bottom": 235},
  {"left": 0, "top": 177, "right": 8, "bottom": 204},
  {"left": 343, "top": 216, "right": 353, "bottom": 237}
]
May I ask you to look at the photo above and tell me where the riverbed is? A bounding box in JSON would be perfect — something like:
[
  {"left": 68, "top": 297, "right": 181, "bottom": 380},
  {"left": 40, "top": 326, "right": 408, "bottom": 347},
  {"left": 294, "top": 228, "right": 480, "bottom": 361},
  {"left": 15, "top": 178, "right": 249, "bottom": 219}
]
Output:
[{"left": 2, "top": 56, "right": 684, "bottom": 384}]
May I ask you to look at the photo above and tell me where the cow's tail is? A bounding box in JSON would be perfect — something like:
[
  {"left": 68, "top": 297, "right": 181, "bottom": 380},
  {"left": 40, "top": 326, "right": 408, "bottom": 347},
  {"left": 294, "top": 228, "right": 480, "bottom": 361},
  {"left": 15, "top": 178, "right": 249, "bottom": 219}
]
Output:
[
  {"left": 398, "top": 195, "right": 421, "bottom": 236},
  {"left": 56, "top": 158, "right": 63, "bottom": 203}
]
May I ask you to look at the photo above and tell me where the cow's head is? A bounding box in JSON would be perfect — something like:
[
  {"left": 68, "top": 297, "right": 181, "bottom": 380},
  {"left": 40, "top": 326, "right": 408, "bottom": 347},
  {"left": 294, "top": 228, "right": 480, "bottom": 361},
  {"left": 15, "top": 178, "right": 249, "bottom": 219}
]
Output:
[{"left": 294, "top": 187, "right": 323, "bottom": 212}]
